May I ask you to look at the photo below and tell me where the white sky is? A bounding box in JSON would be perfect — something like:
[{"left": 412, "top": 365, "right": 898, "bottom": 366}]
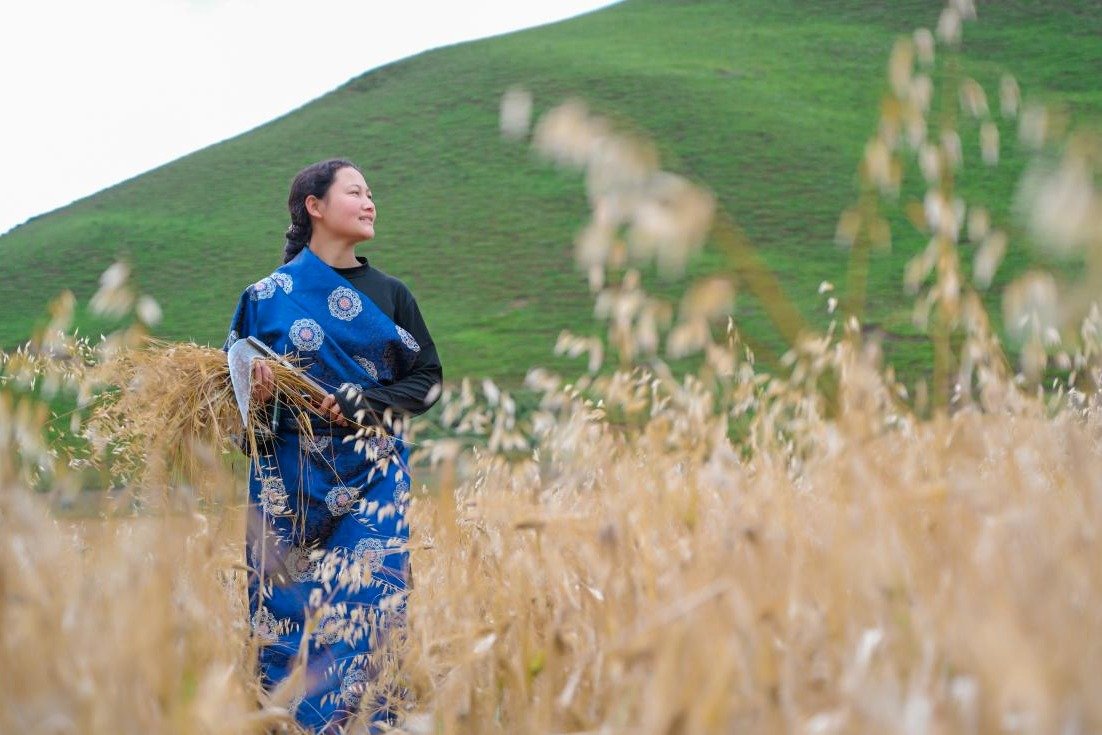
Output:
[{"left": 0, "top": 0, "right": 619, "bottom": 236}]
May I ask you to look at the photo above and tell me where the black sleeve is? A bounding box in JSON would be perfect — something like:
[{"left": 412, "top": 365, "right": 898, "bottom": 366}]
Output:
[{"left": 336, "top": 283, "right": 443, "bottom": 422}]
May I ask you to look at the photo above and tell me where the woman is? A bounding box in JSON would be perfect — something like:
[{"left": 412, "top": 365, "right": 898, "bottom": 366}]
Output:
[{"left": 224, "top": 159, "right": 443, "bottom": 732}]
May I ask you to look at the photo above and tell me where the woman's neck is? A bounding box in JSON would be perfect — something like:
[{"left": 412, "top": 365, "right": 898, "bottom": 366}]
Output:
[{"left": 307, "top": 234, "right": 360, "bottom": 269}]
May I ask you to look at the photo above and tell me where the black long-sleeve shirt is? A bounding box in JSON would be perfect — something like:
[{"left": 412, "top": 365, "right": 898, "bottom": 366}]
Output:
[{"left": 332, "top": 256, "right": 442, "bottom": 419}]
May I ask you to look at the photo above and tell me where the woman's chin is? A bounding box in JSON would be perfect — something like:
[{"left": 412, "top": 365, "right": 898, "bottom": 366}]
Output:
[{"left": 346, "top": 229, "right": 374, "bottom": 245}]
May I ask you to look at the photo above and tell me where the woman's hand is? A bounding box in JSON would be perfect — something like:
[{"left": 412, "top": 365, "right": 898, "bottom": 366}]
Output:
[
  {"left": 251, "top": 360, "right": 275, "bottom": 403},
  {"left": 318, "top": 393, "right": 350, "bottom": 427}
]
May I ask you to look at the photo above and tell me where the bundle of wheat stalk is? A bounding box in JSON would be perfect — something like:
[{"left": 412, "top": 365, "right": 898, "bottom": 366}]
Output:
[{"left": 84, "top": 338, "right": 336, "bottom": 500}]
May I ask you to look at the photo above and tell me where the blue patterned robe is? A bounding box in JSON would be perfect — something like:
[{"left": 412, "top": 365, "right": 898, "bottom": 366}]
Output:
[{"left": 225, "top": 247, "right": 419, "bottom": 732}]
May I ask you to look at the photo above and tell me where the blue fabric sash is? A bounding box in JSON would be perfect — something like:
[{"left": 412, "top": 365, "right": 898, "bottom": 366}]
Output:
[{"left": 225, "top": 246, "right": 418, "bottom": 732}]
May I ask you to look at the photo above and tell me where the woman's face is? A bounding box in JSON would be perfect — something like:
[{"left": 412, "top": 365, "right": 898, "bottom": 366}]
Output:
[{"left": 309, "top": 166, "right": 376, "bottom": 243}]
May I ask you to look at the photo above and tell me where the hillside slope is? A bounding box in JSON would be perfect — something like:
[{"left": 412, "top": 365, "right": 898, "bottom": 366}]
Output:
[{"left": 2, "top": 0, "right": 1099, "bottom": 382}]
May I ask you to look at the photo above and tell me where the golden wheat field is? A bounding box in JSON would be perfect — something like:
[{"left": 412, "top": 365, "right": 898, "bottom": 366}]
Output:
[{"left": 3, "top": 1, "right": 1102, "bottom": 732}]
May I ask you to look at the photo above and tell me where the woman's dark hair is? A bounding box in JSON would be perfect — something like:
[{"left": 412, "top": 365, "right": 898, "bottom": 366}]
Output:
[{"left": 282, "top": 158, "right": 364, "bottom": 264}]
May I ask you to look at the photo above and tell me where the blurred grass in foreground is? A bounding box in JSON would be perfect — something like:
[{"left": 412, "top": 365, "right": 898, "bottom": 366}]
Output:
[{"left": 2, "top": 0, "right": 1102, "bottom": 732}]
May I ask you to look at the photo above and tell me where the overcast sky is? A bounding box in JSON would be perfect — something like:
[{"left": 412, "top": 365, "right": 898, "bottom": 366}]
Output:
[{"left": 0, "top": 0, "right": 619, "bottom": 236}]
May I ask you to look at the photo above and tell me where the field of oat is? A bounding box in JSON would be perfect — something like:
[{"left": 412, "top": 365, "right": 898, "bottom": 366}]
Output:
[{"left": 2, "top": 0, "right": 1102, "bottom": 732}]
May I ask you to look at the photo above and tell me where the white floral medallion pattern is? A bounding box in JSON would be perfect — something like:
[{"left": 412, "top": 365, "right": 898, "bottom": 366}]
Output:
[
  {"left": 354, "top": 537, "right": 386, "bottom": 574},
  {"left": 289, "top": 318, "right": 324, "bottom": 351},
  {"left": 251, "top": 277, "right": 276, "bottom": 300},
  {"left": 270, "top": 272, "right": 293, "bottom": 294},
  {"left": 340, "top": 668, "right": 368, "bottom": 706},
  {"left": 328, "top": 286, "right": 363, "bottom": 321},
  {"left": 314, "top": 611, "right": 344, "bottom": 646},
  {"left": 396, "top": 325, "right": 421, "bottom": 352},
  {"left": 251, "top": 606, "right": 279, "bottom": 642},
  {"left": 259, "top": 475, "right": 289, "bottom": 515},
  {"left": 354, "top": 356, "right": 379, "bottom": 381},
  {"left": 366, "top": 434, "right": 396, "bottom": 460},
  {"left": 302, "top": 434, "right": 332, "bottom": 454},
  {"left": 285, "top": 545, "right": 319, "bottom": 582},
  {"left": 394, "top": 478, "right": 411, "bottom": 513},
  {"left": 325, "top": 485, "right": 361, "bottom": 516}
]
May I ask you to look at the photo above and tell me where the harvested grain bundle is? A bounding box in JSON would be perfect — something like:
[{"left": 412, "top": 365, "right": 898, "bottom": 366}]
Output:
[{"left": 83, "top": 338, "right": 338, "bottom": 499}]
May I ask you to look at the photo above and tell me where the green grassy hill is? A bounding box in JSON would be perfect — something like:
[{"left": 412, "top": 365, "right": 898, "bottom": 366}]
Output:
[{"left": 2, "top": 0, "right": 1099, "bottom": 384}]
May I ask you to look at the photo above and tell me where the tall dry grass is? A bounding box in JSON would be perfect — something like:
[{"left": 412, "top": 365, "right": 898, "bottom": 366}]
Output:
[
  {"left": 395, "top": 338, "right": 1102, "bottom": 733},
  {"left": 3, "top": 0, "right": 1102, "bottom": 732}
]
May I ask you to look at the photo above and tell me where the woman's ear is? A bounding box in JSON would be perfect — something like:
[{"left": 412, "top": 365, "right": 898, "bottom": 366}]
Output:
[{"left": 305, "top": 194, "right": 324, "bottom": 219}]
